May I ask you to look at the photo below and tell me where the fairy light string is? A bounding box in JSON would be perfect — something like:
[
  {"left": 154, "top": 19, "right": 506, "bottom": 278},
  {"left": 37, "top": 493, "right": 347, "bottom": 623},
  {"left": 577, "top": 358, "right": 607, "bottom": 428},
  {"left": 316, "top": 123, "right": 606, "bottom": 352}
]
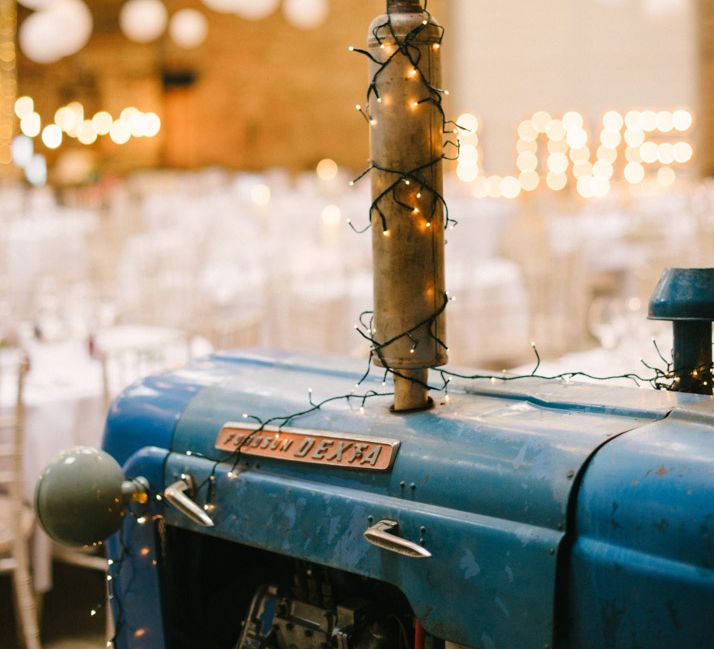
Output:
[
  {"left": 99, "top": 2, "right": 710, "bottom": 644},
  {"left": 347, "top": 0, "right": 460, "bottom": 235},
  {"left": 98, "top": 325, "right": 707, "bottom": 646}
]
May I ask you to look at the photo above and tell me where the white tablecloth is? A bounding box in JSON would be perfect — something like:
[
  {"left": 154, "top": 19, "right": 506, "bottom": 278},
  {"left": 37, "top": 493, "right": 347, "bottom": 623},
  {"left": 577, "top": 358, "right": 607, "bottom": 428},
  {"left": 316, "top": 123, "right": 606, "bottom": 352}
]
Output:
[
  {"left": 0, "top": 342, "right": 105, "bottom": 592},
  {"left": 1, "top": 325, "right": 208, "bottom": 592}
]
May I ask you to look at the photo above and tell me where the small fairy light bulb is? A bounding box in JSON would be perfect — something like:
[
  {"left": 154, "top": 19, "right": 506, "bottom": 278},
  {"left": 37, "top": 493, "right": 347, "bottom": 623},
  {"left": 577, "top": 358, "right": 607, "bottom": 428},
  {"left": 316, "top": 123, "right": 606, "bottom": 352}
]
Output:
[
  {"left": 242, "top": 412, "right": 248, "bottom": 419},
  {"left": 412, "top": 206, "right": 420, "bottom": 214},
  {"left": 90, "top": 609, "right": 97, "bottom": 617},
  {"left": 403, "top": 178, "right": 410, "bottom": 185},
  {"left": 380, "top": 43, "right": 385, "bottom": 49},
  {"left": 426, "top": 221, "right": 432, "bottom": 228},
  {"left": 186, "top": 450, "right": 192, "bottom": 456},
  {"left": 410, "top": 347, "right": 416, "bottom": 354},
  {"left": 369, "top": 118, "right": 377, "bottom": 126},
  {"left": 137, "top": 516, "right": 147, "bottom": 525},
  {"left": 411, "top": 101, "right": 419, "bottom": 110},
  {"left": 422, "top": 18, "right": 428, "bottom": 24},
  {"left": 359, "top": 406, "right": 365, "bottom": 415},
  {"left": 443, "top": 90, "right": 450, "bottom": 96},
  {"left": 203, "top": 503, "right": 216, "bottom": 513},
  {"left": 155, "top": 494, "right": 163, "bottom": 501},
  {"left": 106, "top": 575, "right": 113, "bottom": 582},
  {"left": 348, "top": 46, "right": 355, "bottom": 51},
  {"left": 531, "top": 341, "right": 536, "bottom": 348},
  {"left": 107, "top": 559, "right": 114, "bottom": 566},
  {"left": 408, "top": 67, "right": 418, "bottom": 78},
  {"left": 348, "top": 180, "right": 355, "bottom": 186},
  {"left": 383, "top": 229, "right": 390, "bottom": 237},
  {"left": 444, "top": 393, "right": 450, "bottom": 404},
  {"left": 433, "top": 42, "right": 440, "bottom": 50},
  {"left": 490, "top": 377, "right": 497, "bottom": 384},
  {"left": 416, "top": 192, "right": 422, "bottom": 198},
  {"left": 377, "top": 97, "right": 382, "bottom": 104}
]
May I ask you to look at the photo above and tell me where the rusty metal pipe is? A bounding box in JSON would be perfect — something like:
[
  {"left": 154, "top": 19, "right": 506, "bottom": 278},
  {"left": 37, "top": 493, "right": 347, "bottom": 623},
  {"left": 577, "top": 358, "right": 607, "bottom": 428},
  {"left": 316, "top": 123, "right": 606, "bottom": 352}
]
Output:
[{"left": 368, "top": 2, "right": 447, "bottom": 411}]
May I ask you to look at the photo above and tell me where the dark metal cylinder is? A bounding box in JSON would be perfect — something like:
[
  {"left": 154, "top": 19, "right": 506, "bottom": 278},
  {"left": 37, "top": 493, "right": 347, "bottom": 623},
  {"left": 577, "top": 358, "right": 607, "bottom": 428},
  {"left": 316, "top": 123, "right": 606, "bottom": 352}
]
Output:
[
  {"left": 672, "top": 320, "right": 713, "bottom": 394},
  {"left": 648, "top": 268, "right": 714, "bottom": 396},
  {"left": 367, "top": 5, "right": 447, "bottom": 411},
  {"left": 388, "top": 0, "right": 422, "bottom": 11}
]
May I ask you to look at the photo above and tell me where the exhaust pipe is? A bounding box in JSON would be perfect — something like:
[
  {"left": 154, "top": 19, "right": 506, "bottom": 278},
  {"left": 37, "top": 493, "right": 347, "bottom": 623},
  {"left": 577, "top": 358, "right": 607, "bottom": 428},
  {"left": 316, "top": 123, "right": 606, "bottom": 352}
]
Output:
[{"left": 368, "top": 0, "right": 448, "bottom": 411}]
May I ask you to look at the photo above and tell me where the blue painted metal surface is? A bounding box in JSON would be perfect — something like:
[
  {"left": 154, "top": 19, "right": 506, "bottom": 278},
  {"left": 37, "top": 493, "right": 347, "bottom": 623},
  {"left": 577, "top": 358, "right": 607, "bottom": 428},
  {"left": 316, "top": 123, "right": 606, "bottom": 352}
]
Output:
[
  {"left": 564, "top": 400, "right": 714, "bottom": 649},
  {"left": 101, "top": 350, "right": 714, "bottom": 649},
  {"left": 102, "top": 358, "right": 237, "bottom": 466},
  {"left": 648, "top": 267, "right": 714, "bottom": 321},
  {"left": 107, "top": 447, "right": 169, "bottom": 649}
]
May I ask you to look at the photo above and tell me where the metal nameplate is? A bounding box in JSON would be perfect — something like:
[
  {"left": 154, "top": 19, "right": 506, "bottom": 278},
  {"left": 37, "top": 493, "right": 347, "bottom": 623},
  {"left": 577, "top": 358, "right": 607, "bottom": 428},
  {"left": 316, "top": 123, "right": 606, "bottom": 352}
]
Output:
[{"left": 215, "top": 423, "right": 400, "bottom": 471}]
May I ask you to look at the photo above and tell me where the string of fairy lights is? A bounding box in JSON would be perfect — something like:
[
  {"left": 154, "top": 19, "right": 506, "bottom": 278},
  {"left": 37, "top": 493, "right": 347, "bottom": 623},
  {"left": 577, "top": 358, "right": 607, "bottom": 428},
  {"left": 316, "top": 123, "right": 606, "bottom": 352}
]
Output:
[
  {"left": 98, "top": 1, "right": 710, "bottom": 645},
  {"left": 10, "top": 95, "right": 161, "bottom": 185},
  {"left": 0, "top": 0, "right": 16, "bottom": 171},
  {"left": 346, "top": 6, "right": 458, "bottom": 236}
]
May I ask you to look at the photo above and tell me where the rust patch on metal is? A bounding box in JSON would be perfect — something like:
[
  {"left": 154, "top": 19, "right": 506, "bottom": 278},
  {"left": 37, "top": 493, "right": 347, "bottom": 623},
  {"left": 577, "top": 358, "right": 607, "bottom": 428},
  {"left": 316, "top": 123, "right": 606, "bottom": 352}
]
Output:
[{"left": 215, "top": 423, "right": 400, "bottom": 471}]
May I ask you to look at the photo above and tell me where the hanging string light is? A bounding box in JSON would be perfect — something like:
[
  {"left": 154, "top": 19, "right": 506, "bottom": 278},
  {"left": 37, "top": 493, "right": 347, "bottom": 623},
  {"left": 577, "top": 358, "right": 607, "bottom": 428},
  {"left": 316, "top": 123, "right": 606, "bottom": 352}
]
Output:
[
  {"left": 0, "top": 0, "right": 16, "bottom": 171},
  {"left": 119, "top": 0, "right": 168, "bottom": 44},
  {"left": 95, "top": 4, "right": 709, "bottom": 645},
  {"left": 10, "top": 96, "right": 161, "bottom": 157},
  {"left": 282, "top": 0, "right": 329, "bottom": 29},
  {"left": 169, "top": 8, "right": 209, "bottom": 49},
  {"left": 18, "top": 0, "right": 92, "bottom": 64}
]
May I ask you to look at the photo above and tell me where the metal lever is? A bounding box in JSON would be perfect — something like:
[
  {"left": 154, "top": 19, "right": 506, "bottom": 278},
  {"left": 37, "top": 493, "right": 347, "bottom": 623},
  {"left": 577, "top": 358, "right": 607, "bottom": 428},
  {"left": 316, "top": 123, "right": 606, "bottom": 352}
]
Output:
[
  {"left": 363, "top": 519, "right": 431, "bottom": 559},
  {"left": 164, "top": 475, "right": 214, "bottom": 527}
]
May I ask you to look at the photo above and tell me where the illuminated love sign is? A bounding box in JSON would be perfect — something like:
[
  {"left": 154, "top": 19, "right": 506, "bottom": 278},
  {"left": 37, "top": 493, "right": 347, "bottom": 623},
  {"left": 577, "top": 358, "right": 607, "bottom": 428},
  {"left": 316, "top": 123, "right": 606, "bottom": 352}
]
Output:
[{"left": 455, "top": 109, "right": 695, "bottom": 199}]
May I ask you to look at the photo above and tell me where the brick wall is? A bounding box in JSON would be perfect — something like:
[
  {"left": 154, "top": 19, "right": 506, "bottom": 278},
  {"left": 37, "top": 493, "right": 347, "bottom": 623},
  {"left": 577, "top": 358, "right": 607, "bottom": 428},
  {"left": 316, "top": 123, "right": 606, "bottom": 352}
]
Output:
[
  {"left": 18, "top": 0, "right": 447, "bottom": 173},
  {"left": 700, "top": 0, "right": 714, "bottom": 176}
]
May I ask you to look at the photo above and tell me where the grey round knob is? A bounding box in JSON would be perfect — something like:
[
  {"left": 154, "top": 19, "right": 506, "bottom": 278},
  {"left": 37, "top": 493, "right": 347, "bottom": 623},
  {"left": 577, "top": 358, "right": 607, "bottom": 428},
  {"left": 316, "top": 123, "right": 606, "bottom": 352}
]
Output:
[{"left": 34, "top": 447, "right": 127, "bottom": 547}]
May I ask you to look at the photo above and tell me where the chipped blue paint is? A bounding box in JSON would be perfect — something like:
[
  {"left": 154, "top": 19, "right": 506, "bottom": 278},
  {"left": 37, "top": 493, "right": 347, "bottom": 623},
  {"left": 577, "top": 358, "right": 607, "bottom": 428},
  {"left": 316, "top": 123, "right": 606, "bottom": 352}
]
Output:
[
  {"left": 459, "top": 548, "right": 481, "bottom": 579},
  {"left": 100, "top": 350, "right": 714, "bottom": 649},
  {"left": 504, "top": 565, "right": 514, "bottom": 583},
  {"left": 480, "top": 632, "right": 496, "bottom": 649},
  {"left": 563, "top": 400, "right": 714, "bottom": 649},
  {"left": 494, "top": 596, "right": 510, "bottom": 619}
]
